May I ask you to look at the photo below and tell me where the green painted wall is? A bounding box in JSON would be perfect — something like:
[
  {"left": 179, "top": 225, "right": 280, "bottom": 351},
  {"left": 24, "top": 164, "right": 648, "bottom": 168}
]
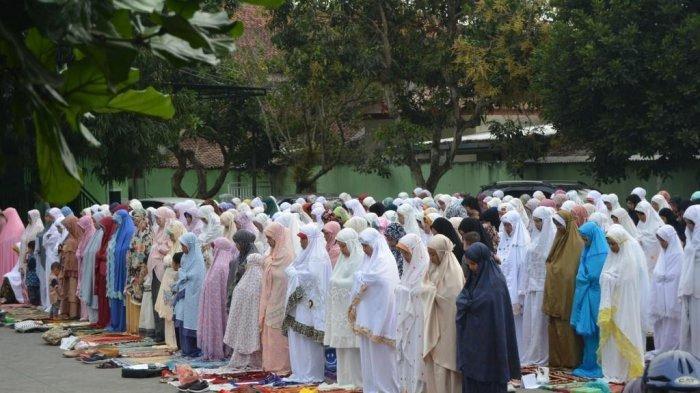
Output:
[{"left": 81, "top": 161, "right": 700, "bottom": 204}]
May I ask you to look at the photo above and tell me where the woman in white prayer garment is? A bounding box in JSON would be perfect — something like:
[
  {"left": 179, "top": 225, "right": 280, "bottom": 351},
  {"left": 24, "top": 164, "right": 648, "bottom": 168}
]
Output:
[
  {"left": 496, "top": 210, "right": 531, "bottom": 357},
  {"left": 598, "top": 224, "right": 645, "bottom": 383},
  {"left": 679, "top": 205, "right": 700, "bottom": 357},
  {"left": 635, "top": 201, "right": 664, "bottom": 275},
  {"left": 282, "top": 223, "right": 332, "bottom": 383},
  {"left": 321, "top": 228, "right": 365, "bottom": 389},
  {"left": 349, "top": 228, "right": 400, "bottom": 393},
  {"left": 394, "top": 233, "right": 429, "bottom": 393},
  {"left": 521, "top": 206, "right": 556, "bottom": 366},
  {"left": 649, "top": 225, "right": 683, "bottom": 356},
  {"left": 397, "top": 203, "right": 422, "bottom": 237}
]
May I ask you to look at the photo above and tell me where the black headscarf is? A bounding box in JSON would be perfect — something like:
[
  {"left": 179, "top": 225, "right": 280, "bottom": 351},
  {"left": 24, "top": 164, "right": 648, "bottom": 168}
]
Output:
[
  {"left": 481, "top": 207, "right": 501, "bottom": 229},
  {"left": 626, "top": 194, "right": 641, "bottom": 225},
  {"left": 430, "top": 217, "right": 464, "bottom": 263},
  {"left": 368, "top": 202, "right": 386, "bottom": 217},
  {"left": 457, "top": 242, "right": 520, "bottom": 383},
  {"left": 658, "top": 208, "right": 686, "bottom": 244},
  {"left": 458, "top": 217, "right": 494, "bottom": 252},
  {"left": 227, "top": 229, "right": 258, "bottom": 303}
]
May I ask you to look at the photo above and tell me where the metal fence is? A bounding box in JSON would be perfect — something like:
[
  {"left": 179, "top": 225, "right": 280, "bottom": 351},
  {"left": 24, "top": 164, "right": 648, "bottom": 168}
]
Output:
[{"left": 227, "top": 181, "right": 272, "bottom": 199}]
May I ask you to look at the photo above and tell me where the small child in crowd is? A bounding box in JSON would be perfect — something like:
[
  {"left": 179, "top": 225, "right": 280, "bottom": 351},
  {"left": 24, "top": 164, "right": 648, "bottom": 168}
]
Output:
[
  {"left": 24, "top": 241, "right": 41, "bottom": 306},
  {"left": 48, "top": 262, "right": 64, "bottom": 318}
]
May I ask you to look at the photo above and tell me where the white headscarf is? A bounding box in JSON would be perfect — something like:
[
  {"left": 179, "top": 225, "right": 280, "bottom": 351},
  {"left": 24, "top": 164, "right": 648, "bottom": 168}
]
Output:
[
  {"left": 397, "top": 203, "right": 421, "bottom": 236},
  {"left": 586, "top": 190, "right": 608, "bottom": 215},
  {"left": 395, "top": 233, "right": 429, "bottom": 364},
  {"left": 279, "top": 202, "right": 291, "bottom": 212},
  {"left": 19, "top": 210, "right": 44, "bottom": 265},
  {"left": 346, "top": 199, "right": 366, "bottom": 218},
  {"left": 487, "top": 197, "right": 501, "bottom": 209},
  {"left": 602, "top": 194, "right": 621, "bottom": 212},
  {"left": 526, "top": 207, "right": 557, "bottom": 292},
  {"left": 398, "top": 192, "right": 409, "bottom": 199},
  {"left": 344, "top": 216, "right": 369, "bottom": 234},
  {"left": 197, "top": 205, "right": 223, "bottom": 245},
  {"left": 382, "top": 210, "right": 398, "bottom": 224},
  {"left": 275, "top": 211, "right": 302, "bottom": 256},
  {"left": 351, "top": 228, "right": 400, "bottom": 342},
  {"left": 611, "top": 207, "right": 639, "bottom": 238},
  {"left": 363, "top": 197, "right": 377, "bottom": 209},
  {"left": 339, "top": 192, "right": 351, "bottom": 203},
  {"left": 634, "top": 201, "right": 664, "bottom": 245},
  {"left": 600, "top": 224, "right": 646, "bottom": 370},
  {"left": 509, "top": 198, "right": 530, "bottom": 228},
  {"left": 533, "top": 191, "right": 546, "bottom": 201},
  {"left": 331, "top": 228, "right": 364, "bottom": 289},
  {"left": 498, "top": 210, "right": 531, "bottom": 305},
  {"left": 651, "top": 194, "right": 670, "bottom": 212},
  {"left": 561, "top": 200, "right": 576, "bottom": 212},
  {"left": 566, "top": 190, "right": 583, "bottom": 204},
  {"left": 650, "top": 225, "right": 683, "bottom": 322},
  {"left": 493, "top": 190, "right": 504, "bottom": 199},
  {"left": 678, "top": 205, "right": 700, "bottom": 299},
  {"left": 632, "top": 187, "right": 647, "bottom": 201},
  {"left": 285, "top": 223, "right": 332, "bottom": 331},
  {"left": 128, "top": 199, "right": 143, "bottom": 211},
  {"left": 311, "top": 204, "right": 325, "bottom": 227}
]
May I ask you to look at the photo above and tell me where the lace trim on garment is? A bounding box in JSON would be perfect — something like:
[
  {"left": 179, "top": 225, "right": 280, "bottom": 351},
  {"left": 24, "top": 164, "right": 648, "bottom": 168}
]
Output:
[
  {"left": 347, "top": 290, "right": 396, "bottom": 348},
  {"left": 597, "top": 307, "right": 644, "bottom": 379},
  {"left": 281, "top": 286, "right": 325, "bottom": 343}
]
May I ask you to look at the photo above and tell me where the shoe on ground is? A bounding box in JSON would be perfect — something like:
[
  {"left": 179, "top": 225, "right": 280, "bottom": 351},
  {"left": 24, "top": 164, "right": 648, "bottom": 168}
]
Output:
[
  {"left": 187, "top": 380, "right": 209, "bottom": 393},
  {"left": 177, "top": 380, "right": 198, "bottom": 392}
]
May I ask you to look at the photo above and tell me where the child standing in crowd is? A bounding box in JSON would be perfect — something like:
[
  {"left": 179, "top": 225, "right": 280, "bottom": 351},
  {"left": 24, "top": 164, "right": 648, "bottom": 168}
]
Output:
[
  {"left": 48, "top": 262, "right": 63, "bottom": 318},
  {"left": 24, "top": 241, "right": 41, "bottom": 306}
]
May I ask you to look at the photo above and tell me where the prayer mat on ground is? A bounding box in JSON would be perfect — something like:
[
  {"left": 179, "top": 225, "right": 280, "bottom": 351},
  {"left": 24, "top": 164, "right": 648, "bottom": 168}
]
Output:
[
  {"left": 77, "top": 333, "right": 142, "bottom": 345},
  {"left": 114, "top": 356, "right": 174, "bottom": 367},
  {"left": 1, "top": 305, "right": 50, "bottom": 321}
]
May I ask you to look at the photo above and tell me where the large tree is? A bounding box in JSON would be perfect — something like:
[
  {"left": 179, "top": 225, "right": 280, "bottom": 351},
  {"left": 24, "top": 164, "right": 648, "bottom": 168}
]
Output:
[
  {"left": 534, "top": 0, "right": 700, "bottom": 182},
  {"left": 271, "top": 0, "right": 549, "bottom": 192},
  {"left": 0, "top": 0, "right": 282, "bottom": 204},
  {"left": 266, "top": 1, "right": 378, "bottom": 193}
]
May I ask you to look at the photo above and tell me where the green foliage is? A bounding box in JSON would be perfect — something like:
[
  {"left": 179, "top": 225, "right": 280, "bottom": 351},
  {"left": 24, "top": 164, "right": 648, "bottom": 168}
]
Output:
[
  {"left": 271, "top": 0, "right": 549, "bottom": 191},
  {"left": 0, "top": 0, "right": 276, "bottom": 203},
  {"left": 534, "top": 0, "right": 700, "bottom": 182}
]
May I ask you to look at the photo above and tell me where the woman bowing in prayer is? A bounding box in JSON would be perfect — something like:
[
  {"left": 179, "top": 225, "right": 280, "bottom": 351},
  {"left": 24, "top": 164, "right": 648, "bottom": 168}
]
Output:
[
  {"left": 599, "top": 225, "right": 645, "bottom": 383},
  {"left": 394, "top": 233, "right": 429, "bottom": 393},
  {"left": 457, "top": 243, "right": 521, "bottom": 393},
  {"left": 197, "top": 237, "right": 235, "bottom": 360},
  {"left": 521, "top": 206, "right": 556, "bottom": 366},
  {"left": 259, "top": 222, "right": 294, "bottom": 374},
  {"left": 543, "top": 211, "right": 583, "bottom": 368},
  {"left": 107, "top": 210, "right": 135, "bottom": 332},
  {"left": 423, "top": 234, "right": 465, "bottom": 392},
  {"left": 349, "top": 228, "right": 400, "bottom": 393},
  {"left": 283, "top": 223, "right": 332, "bottom": 383},
  {"left": 225, "top": 253, "right": 265, "bottom": 369},
  {"left": 323, "top": 228, "right": 364, "bottom": 388},
  {"left": 650, "top": 225, "right": 683, "bottom": 355},
  {"left": 570, "top": 222, "right": 609, "bottom": 378},
  {"left": 635, "top": 200, "right": 664, "bottom": 275},
  {"left": 497, "top": 210, "right": 531, "bottom": 356},
  {"left": 679, "top": 205, "right": 700, "bottom": 357},
  {"left": 176, "top": 233, "right": 206, "bottom": 357}
]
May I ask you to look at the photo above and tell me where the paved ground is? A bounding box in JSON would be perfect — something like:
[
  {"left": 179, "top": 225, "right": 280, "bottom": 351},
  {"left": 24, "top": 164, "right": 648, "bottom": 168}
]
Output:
[
  {"left": 0, "top": 327, "right": 171, "bottom": 393},
  {"left": 0, "top": 326, "right": 544, "bottom": 392}
]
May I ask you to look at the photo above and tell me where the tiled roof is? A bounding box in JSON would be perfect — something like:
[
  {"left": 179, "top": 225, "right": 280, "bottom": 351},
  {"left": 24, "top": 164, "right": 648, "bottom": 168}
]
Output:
[{"left": 160, "top": 138, "right": 224, "bottom": 169}]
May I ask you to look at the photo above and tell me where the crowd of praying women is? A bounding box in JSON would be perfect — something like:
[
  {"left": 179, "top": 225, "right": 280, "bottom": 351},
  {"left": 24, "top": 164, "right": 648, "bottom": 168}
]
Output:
[{"left": 0, "top": 187, "right": 699, "bottom": 393}]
